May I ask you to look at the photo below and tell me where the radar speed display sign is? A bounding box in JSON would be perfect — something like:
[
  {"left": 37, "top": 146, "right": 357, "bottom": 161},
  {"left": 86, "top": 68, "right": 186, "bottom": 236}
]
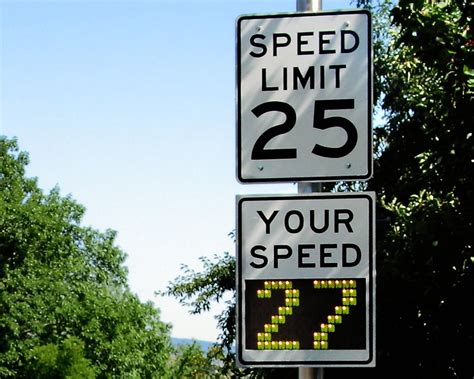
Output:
[
  {"left": 237, "top": 10, "right": 372, "bottom": 182},
  {"left": 236, "top": 192, "right": 376, "bottom": 367}
]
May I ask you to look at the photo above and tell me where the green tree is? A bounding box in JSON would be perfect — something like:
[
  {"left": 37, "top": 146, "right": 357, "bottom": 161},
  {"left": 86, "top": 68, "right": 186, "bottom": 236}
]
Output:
[
  {"left": 162, "top": 253, "right": 239, "bottom": 376},
  {"left": 0, "top": 137, "right": 173, "bottom": 378},
  {"left": 28, "top": 336, "right": 96, "bottom": 379},
  {"left": 164, "top": 341, "right": 226, "bottom": 379},
  {"left": 164, "top": 0, "right": 473, "bottom": 377},
  {"left": 361, "top": 0, "right": 473, "bottom": 377}
]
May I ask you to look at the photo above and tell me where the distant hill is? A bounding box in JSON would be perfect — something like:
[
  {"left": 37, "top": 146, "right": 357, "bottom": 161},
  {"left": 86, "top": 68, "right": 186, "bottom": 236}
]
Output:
[{"left": 171, "top": 337, "right": 215, "bottom": 352}]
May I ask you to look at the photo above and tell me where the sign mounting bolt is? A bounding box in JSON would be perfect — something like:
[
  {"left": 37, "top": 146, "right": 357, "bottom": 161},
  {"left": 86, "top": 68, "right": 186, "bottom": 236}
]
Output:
[
  {"left": 346, "top": 163, "right": 352, "bottom": 169},
  {"left": 258, "top": 165, "right": 264, "bottom": 171}
]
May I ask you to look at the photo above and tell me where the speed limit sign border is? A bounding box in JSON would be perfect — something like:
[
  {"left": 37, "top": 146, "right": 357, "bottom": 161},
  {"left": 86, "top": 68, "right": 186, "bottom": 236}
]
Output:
[{"left": 236, "top": 10, "right": 372, "bottom": 183}]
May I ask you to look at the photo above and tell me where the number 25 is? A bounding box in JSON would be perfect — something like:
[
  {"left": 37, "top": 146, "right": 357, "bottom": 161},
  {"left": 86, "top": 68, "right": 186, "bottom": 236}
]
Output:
[{"left": 251, "top": 99, "right": 358, "bottom": 160}]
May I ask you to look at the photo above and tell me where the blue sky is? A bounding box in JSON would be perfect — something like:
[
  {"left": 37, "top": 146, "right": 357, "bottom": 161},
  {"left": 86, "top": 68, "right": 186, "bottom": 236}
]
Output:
[{"left": 1, "top": 0, "right": 354, "bottom": 341}]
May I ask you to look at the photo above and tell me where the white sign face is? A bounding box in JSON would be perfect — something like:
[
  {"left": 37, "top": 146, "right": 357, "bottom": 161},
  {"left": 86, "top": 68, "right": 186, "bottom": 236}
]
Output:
[
  {"left": 237, "top": 10, "right": 372, "bottom": 182},
  {"left": 236, "top": 192, "right": 376, "bottom": 367}
]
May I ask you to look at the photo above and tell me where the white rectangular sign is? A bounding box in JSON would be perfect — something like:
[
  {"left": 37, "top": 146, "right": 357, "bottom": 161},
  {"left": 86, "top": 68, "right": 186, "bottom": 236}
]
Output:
[
  {"left": 237, "top": 10, "right": 372, "bottom": 182},
  {"left": 236, "top": 192, "right": 376, "bottom": 367}
]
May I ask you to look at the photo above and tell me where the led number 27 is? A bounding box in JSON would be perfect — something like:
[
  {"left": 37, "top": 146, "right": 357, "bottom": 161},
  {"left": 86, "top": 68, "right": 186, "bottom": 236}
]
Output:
[{"left": 251, "top": 99, "right": 358, "bottom": 160}]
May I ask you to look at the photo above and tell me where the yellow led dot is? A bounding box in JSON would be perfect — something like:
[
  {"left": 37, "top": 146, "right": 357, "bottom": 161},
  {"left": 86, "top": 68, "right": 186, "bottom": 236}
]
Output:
[
  {"left": 293, "top": 341, "right": 300, "bottom": 349},
  {"left": 265, "top": 333, "right": 271, "bottom": 341},
  {"left": 321, "top": 341, "right": 328, "bottom": 349},
  {"left": 271, "top": 315, "right": 278, "bottom": 324},
  {"left": 264, "top": 324, "right": 271, "bottom": 333},
  {"left": 278, "top": 315, "right": 286, "bottom": 324},
  {"left": 285, "top": 306, "right": 292, "bottom": 315},
  {"left": 257, "top": 290, "right": 264, "bottom": 298},
  {"left": 343, "top": 297, "right": 350, "bottom": 305},
  {"left": 350, "top": 289, "right": 357, "bottom": 297},
  {"left": 292, "top": 289, "right": 300, "bottom": 298},
  {"left": 278, "top": 341, "right": 284, "bottom": 349},
  {"left": 328, "top": 315, "right": 335, "bottom": 324},
  {"left": 321, "top": 280, "right": 327, "bottom": 288},
  {"left": 349, "top": 280, "right": 356, "bottom": 288},
  {"left": 335, "top": 315, "right": 342, "bottom": 324},
  {"left": 285, "top": 289, "right": 292, "bottom": 298},
  {"left": 257, "top": 333, "right": 264, "bottom": 341},
  {"left": 328, "top": 324, "right": 335, "bottom": 332},
  {"left": 285, "top": 341, "right": 292, "bottom": 349},
  {"left": 342, "top": 306, "right": 349, "bottom": 314},
  {"left": 335, "top": 306, "right": 342, "bottom": 314},
  {"left": 264, "top": 289, "right": 271, "bottom": 298},
  {"left": 271, "top": 324, "right": 278, "bottom": 332},
  {"left": 292, "top": 298, "right": 300, "bottom": 307},
  {"left": 342, "top": 280, "right": 348, "bottom": 288},
  {"left": 278, "top": 281, "right": 284, "bottom": 289},
  {"left": 320, "top": 332, "right": 328, "bottom": 341},
  {"left": 328, "top": 280, "right": 334, "bottom": 288},
  {"left": 264, "top": 341, "right": 271, "bottom": 349},
  {"left": 278, "top": 306, "right": 285, "bottom": 315},
  {"left": 321, "top": 324, "right": 328, "bottom": 332},
  {"left": 314, "top": 332, "right": 320, "bottom": 340},
  {"left": 271, "top": 341, "right": 278, "bottom": 350},
  {"left": 314, "top": 341, "right": 321, "bottom": 349},
  {"left": 350, "top": 297, "right": 357, "bottom": 306},
  {"left": 271, "top": 281, "right": 278, "bottom": 289},
  {"left": 285, "top": 298, "right": 292, "bottom": 306},
  {"left": 335, "top": 280, "right": 342, "bottom": 288},
  {"left": 258, "top": 341, "right": 264, "bottom": 350},
  {"left": 285, "top": 280, "right": 292, "bottom": 289}
]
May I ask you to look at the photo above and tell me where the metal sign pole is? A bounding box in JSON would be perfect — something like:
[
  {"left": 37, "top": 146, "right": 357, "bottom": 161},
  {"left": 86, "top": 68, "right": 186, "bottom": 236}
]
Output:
[
  {"left": 295, "top": 0, "right": 322, "bottom": 370},
  {"left": 297, "top": 0, "right": 322, "bottom": 12}
]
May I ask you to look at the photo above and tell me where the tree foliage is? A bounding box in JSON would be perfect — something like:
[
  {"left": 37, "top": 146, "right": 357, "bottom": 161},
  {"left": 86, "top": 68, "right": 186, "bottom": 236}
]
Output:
[
  {"left": 163, "top": 341, "right": 228, "bottom": 379},
  {"left": 161, "top": 253, "right": 238, "bottom": 376},
  {"left": 165, "top": 0, "right": 473, "bottom": 377},
  {"left": 362, "top": 0, "right": 473, "bottom": 377},
  {"left": 28, "top": 336, "right": 96, "bottom": 379},
  {"left": 0, "top": 137, "right": 175, "bottom": 378}
]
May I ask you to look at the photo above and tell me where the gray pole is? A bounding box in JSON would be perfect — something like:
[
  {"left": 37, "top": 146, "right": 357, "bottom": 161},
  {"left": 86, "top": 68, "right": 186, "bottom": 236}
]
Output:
[
  {"left": 297, "top": 0, "right": 322, "bottom": 12},
  {"left": 295, "top": 0, "right": 323, "bottom": 373}
]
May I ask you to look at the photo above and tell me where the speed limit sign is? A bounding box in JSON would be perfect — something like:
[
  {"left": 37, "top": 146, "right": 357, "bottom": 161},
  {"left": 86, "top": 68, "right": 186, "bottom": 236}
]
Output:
[{"left": 237, "top": 10, "right": 372, "bottom": 183}]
